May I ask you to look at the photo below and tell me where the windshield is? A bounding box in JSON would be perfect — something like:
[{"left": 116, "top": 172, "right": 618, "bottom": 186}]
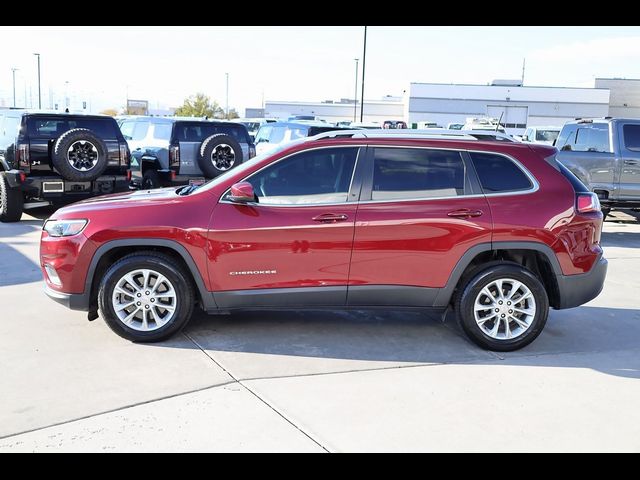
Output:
[{"left": 536, "top": 129, "right": 560, "bottom": 142}]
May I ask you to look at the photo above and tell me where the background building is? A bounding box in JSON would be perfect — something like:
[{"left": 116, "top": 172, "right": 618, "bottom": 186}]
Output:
[
  {"left": 264, "top": 97, "right": 404, "bottom": 124},
  {"left": 595, "top": 78, "right": 640, "bottom": 118},
  {"left": 406, "top": 81, "right": 611, "bottom": 135}
]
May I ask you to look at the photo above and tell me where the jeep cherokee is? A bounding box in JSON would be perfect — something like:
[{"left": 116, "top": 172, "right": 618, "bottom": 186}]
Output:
[{"left": 40, "top": 130, "right": 607, "bottom": 351}]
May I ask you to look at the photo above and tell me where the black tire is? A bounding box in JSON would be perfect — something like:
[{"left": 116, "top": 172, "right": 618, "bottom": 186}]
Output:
[
  {"left": 0, "top": 173, "right": 23, "bottom": 222},
  {"left": 142, "top": 169, "right": 162, "bottom": 190},
  {"left": 198, "top": 133, "right": 243, "bottom": 178},
  {"left": 454, "top": 264, "right": 549, "bottom": 352},
  {"left": 97, "top": 252, "right": 195, "bottom": 342},
  {"left": 601, "top": 207, "right": 611, "bottom": 219},
  {"left": 52, "top": 128, "right": 109, "bottom": 181}
]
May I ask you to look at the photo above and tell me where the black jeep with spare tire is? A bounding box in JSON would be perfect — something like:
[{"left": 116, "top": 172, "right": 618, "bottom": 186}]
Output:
[{"left": 0, "top": 110, "right": 130, "bottom": 222}]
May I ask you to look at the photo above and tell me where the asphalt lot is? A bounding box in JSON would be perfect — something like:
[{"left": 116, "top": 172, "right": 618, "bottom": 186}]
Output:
[{"left": 1, "top": 209, "right": 639, "bottom": 452}]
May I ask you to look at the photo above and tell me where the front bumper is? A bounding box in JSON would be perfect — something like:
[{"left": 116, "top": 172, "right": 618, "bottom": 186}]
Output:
[
  {"left": 44, "top": 285, "right": 91, "bottom": 311},
  {"left": 555, "top": 256, "right": 608, "bottom": 309}
]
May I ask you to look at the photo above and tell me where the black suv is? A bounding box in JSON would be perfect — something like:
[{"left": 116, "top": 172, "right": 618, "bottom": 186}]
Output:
[
  {"left": 0, "top": 110, "right": 130, "bottom": 222},
  {"left": 118, "top": 116, "right": 254, "bottom": 189}
]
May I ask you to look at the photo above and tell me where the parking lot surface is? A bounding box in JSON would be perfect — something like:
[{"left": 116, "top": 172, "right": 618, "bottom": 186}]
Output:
[{"left": 1, "top": 210, "right": 639, "bottom": 452}]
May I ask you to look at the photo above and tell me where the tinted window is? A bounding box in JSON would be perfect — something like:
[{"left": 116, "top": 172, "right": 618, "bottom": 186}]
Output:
[
  {"left": 623, "top": 124, "right": 640, "bottom": 151},
  {"left": 469, "top": 152, "right": 533, "bottom": 193},
  {"left": 174, "top": 122, "right": 250, "bottom": 144},
  {"left": 28, "top": 117, "right": 118, "bottom": 138},
  {"left": 242, "top": 147, "right": 358, "bottom": 205},
  {"left": 372, "top": 148, "right": 464, "bottom": 200},
  {"left": 572, "top": 123, "right": 610, "bottom": 153}
]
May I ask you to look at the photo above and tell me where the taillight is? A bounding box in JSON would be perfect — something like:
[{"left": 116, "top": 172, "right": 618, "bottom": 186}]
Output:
[
  {"left": 119, "top": 144, "right": 130, "bottom": 166},
  {"left": 126, "top": 170, "right": 132, "bottom": 181},
  {"left": 169, "top": 144, "right": 180, "bottom": 172},
  {"left": 576, "top": 192, "right": 600, "bottom": 214},
  {"left": 17, "top": 143, "right": 30, "bottom": 170},
  {"left": 249, "top": 145, "right": 256, "bottom": 159}
]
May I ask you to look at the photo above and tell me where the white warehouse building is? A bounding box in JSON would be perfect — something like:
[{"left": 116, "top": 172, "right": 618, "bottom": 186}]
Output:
[
  {"left": 264, "top": 97, "right": 404, "bottom": 124},
  {"left": 406, "top": 81, "right": 611, "bottom": 135}
]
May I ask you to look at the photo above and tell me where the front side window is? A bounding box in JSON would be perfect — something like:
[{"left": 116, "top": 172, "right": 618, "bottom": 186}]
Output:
[
  {"left": 241, "top": 147, "right": 358, "bottom": 205},
  {"left": 371, "top": 148, "right": 465, "bottom": 200},
  {"left": 469, "top": 152, "right": 533, "bottom": 193}
]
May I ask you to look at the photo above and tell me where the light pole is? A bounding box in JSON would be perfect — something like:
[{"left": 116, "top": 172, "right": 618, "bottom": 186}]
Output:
[
  {"left": 353, "top": 58, "right": 359, "bottom": 122},
  {"left": 360, "top": 26, "right": 367, "bottom": 122},
  {"left": 33, "top": 53, "right": 41, "bottom": 109},
  {"left": 225, "top": 72, "right": 229, "bottom": 119},
  {"left": 11, "top": 68, "right": 18, "bottom": 107}
]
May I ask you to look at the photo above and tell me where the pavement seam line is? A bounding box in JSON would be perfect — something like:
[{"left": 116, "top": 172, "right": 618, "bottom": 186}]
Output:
[
  {"left": 0, "top": 380, "right": 237, "bottom": 441},
  {"left": 183, "top": 332, "right": 330, "bottom": 453}
]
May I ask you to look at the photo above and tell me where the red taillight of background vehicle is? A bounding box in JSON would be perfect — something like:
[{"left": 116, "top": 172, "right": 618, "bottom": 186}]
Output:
[
  {"left": 126, "top": 170, "right": 132, "bottom": 181},
  {"left": 19, "top": 172, "right": 26, "bottom": 183},
  {"left": 169, "top": 144, "right": 180, "bottom": 173},
  {"left": 17, "top": 143, "right": 30, "bottom": 170},
  {"left": 576, "top": 192, "right": 601, "bottom": 213},
  {"left": 119, "top": 144, "right": 130, "bottom": 166}
]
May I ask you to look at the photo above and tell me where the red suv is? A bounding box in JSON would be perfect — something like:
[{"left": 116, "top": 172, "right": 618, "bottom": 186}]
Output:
[{"left": 40, "top": 131, "right": 608, "bottom": 351}]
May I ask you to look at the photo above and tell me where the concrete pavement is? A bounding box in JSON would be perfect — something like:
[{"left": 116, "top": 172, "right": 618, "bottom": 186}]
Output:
[{"left": 1, "top": 209, "right": 639, "bottom": 452}]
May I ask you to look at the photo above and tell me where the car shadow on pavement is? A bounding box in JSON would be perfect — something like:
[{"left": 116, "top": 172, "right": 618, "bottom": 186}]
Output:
[
  {"left": 153, "top": 304, "right": 640, "bottom": 380},
  {"left": 601, "top": 230, "right": 640, "bottom": 248},
  {"left": 0, "top": 221, "right": 43, "bottom": 286}
]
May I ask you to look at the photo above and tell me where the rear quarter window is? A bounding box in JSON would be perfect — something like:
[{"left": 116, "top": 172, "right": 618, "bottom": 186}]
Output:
[
  {"left": 469, "top": 152, "right": 533, "bottom": 193},
  {"left": 622, "top": 124, "right": 640, "bottom": 152}
]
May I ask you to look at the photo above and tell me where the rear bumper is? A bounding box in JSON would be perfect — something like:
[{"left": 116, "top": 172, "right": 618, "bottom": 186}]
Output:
[
  {"left": 19, "top": 174, "right": 130, "bottom": 202},
  {"left": 44, "top": 285, "right": 91, "bottom": 311},
  {"left": 555, "top": 256, "right": 608, "bottom": 309}
]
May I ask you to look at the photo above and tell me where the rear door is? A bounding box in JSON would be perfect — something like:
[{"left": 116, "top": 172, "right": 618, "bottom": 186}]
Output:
[
  {"left": 347, "top": 146, "right": 492, "bottom": 307},
  {"left": 616, "top": 122, "right": 640, "bottom": 200}
]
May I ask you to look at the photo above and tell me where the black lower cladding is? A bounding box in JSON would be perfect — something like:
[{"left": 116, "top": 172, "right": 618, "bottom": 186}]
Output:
[
  {"left": 44, "top": 285, "right": 91, "bottom": 311},
  {"left": 554, "top": 256, "right": 608, "bottom": 309},
  {"left": 213, "top": 285, "right": 439, "bottom": 309}
]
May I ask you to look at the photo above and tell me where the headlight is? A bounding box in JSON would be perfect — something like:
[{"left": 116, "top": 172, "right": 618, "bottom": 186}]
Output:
[{"left": 43, "top": 219, "right": 88, "bottom": 237}]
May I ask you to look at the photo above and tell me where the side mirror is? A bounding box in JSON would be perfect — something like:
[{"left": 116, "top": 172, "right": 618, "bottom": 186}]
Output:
[
  {"left": 522, "top": 135, "right": 528, "bottom": 142},
  {"left": 228, "top": 182, "right": 256, "bottom": 204}
]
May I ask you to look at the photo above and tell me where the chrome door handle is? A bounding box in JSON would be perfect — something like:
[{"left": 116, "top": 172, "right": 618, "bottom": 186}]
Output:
[
  {"left": 624, "top": 160, "right": 638, "bottom": 165},
  {"left": 447, "top": 209, "right": 483, "bottom": 218},
  {"left": 312, "top": 213, "right": 349, "bottom": 223}
]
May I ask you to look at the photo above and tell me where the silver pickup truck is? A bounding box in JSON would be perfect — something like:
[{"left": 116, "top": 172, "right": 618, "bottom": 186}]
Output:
[{"left": 556, "top": 118, "right": 640, "bottom": 215}]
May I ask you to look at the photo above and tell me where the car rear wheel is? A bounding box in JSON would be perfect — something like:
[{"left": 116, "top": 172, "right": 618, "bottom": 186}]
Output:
[
  {"left": 142, "top": 169, "right": 161, "bottom": 190},
  {"left": 98, "top": 252, "right": 195, "bottom": 342},
  {"left": 0, "top": 172, "right": 23, "bottom": 222},
  {"left": 455, "top": 264, "right": 549, "bottom": 351}
]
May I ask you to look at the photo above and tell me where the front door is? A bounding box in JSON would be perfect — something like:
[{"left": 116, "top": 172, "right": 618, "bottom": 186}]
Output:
[
  {"left": 208, "top": 146, "right": 362, "bottom": 308},
  {"left": 617, "top": 122, "right": 640, "bottom": 200},
  {"left": 347, "top": 146, "right": 492, "bottom": 306}
]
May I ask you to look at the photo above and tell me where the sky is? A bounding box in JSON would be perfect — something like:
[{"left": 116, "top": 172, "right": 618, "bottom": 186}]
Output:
[{"left": 1, "top": 26, "right": 639, "bottom": 115}]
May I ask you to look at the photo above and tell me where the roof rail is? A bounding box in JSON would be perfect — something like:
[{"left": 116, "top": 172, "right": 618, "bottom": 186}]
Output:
[{"left": 309, "top": 129, "right": 517, "bottom": 142}]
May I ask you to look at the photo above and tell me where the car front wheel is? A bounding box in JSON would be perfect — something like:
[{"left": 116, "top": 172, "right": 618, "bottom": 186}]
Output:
[
  {"left": 455, "top": 264, "right": 549, "bottom": 351},
  {"left": 98, "top": 252, "right": 195, "bottom": 342}
]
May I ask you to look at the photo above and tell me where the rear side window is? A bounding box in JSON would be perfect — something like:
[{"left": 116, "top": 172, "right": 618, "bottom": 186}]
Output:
[
  {"left": 469, "top": 152, "right": 533, "bottom": 193},
  {"left": 623, "top": 124, "right": 640, "bottom": 151},
  {"left": 120, "top": 121, "right": 149, "bottom": 141},
  {"left": 174, "top": 123, "right": 250, "bottom": 144},
  {"left": 153, "top": 124, "right": 172, "bottom": 140},
  {"left": 371, "top": 148, "right": 465, "bottom": 200},
  {"left": 28, "top": 117, "right": 118, "bottom": 139}
]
